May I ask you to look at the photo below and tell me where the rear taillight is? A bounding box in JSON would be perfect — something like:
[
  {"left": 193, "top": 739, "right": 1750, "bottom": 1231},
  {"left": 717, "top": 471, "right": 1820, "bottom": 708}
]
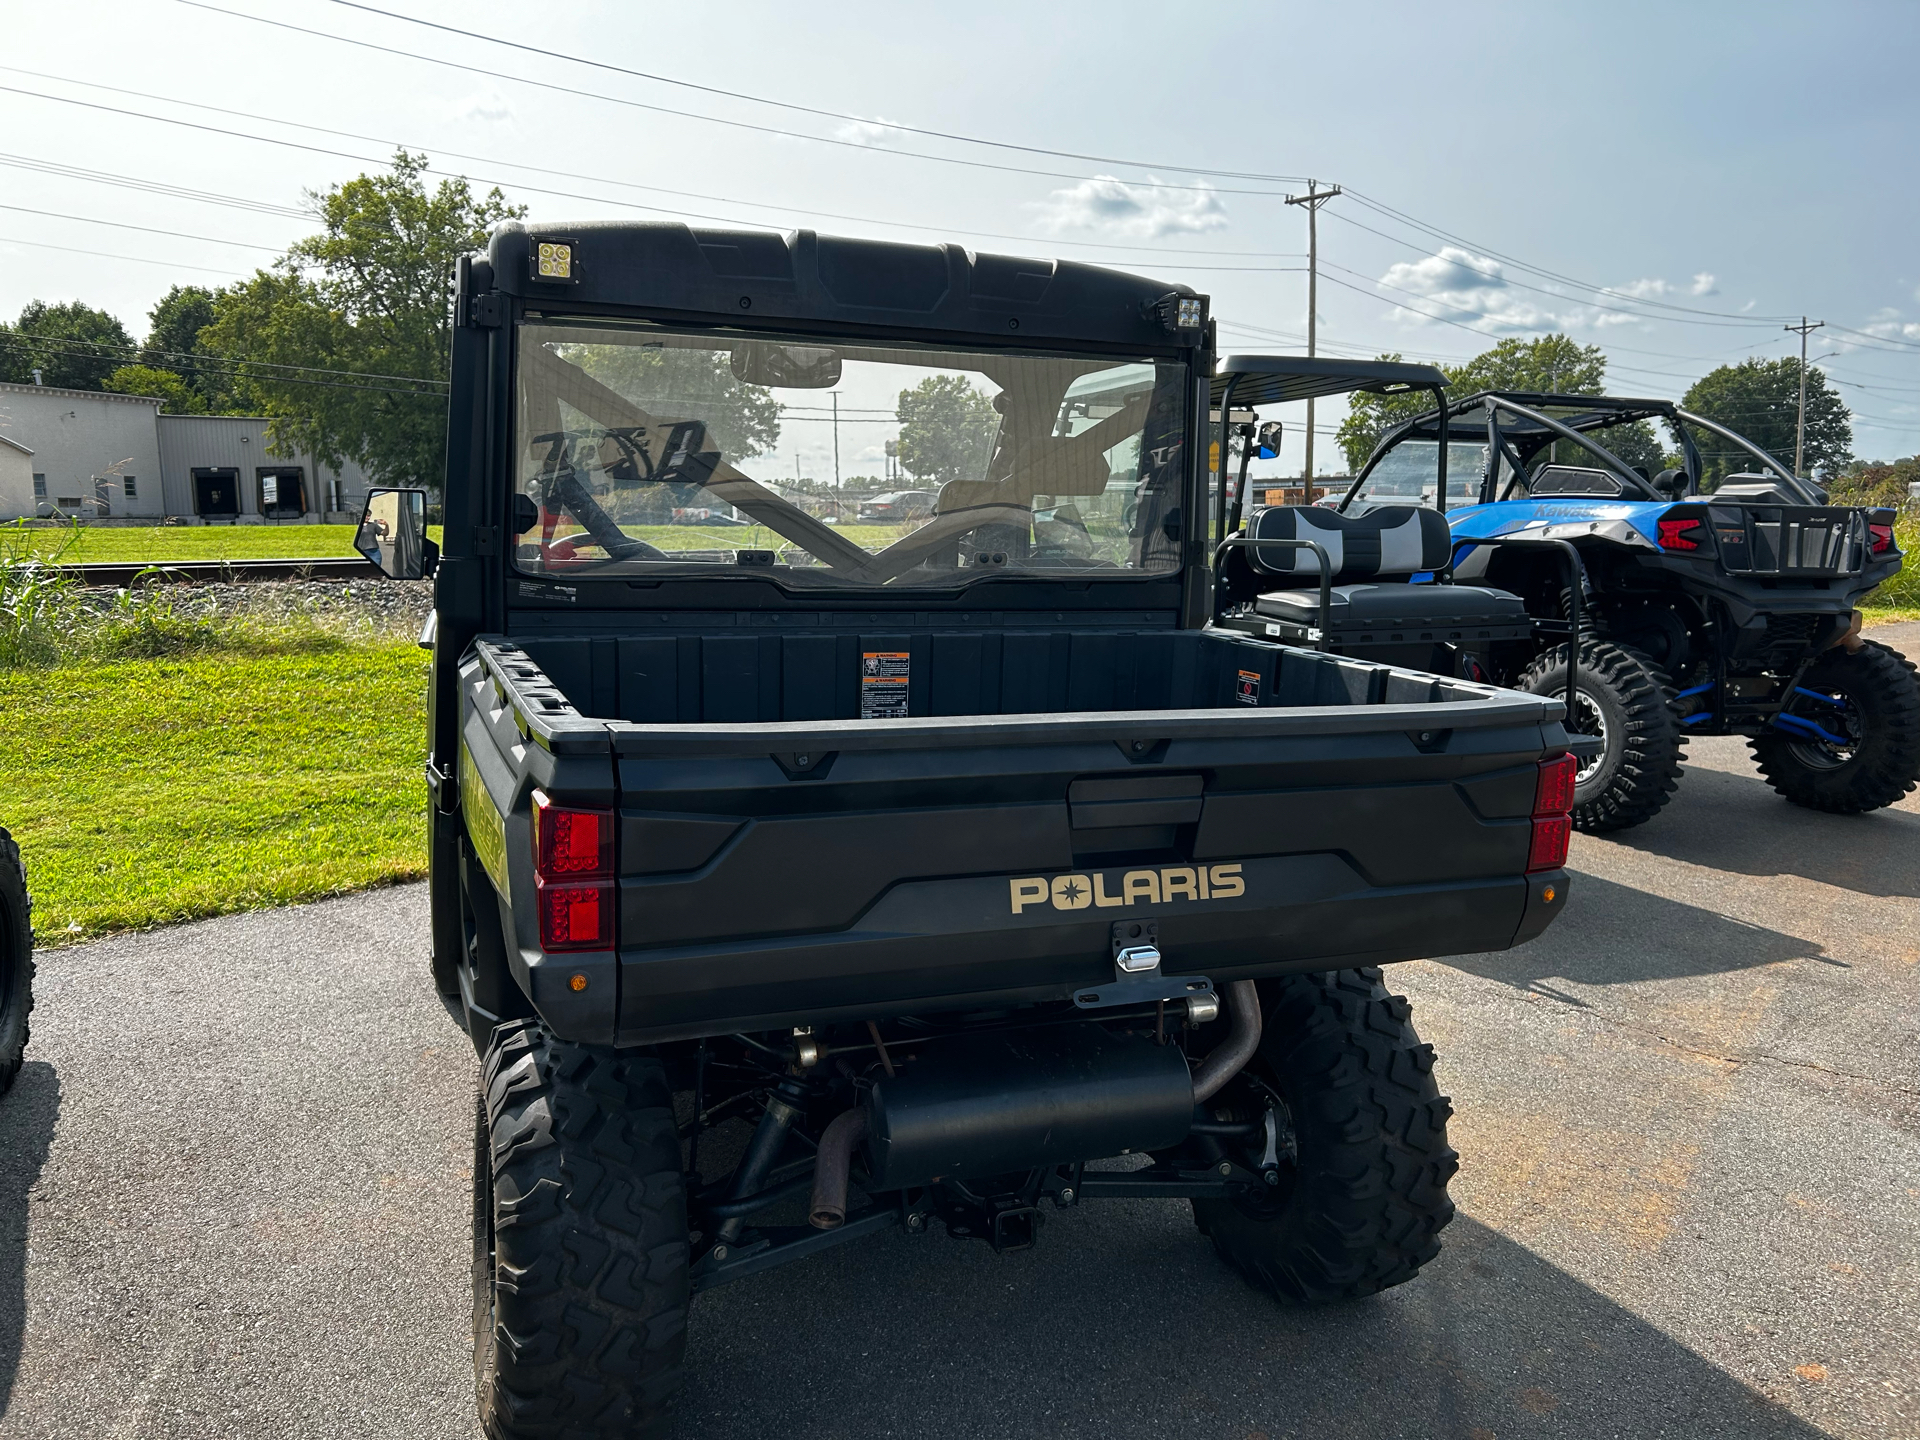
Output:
[
  {"left": 1657, "top": 514, "right": 1704, "bottom": 551},
  {"left": 532, "top": 789, "right": 615, "bottom": 951},
  {"left": 1528, "top": 752, "right": 1576, "bottom": 873},
  {"left": 1869, "top": 523, "right": 1894, "bottom": 555}
]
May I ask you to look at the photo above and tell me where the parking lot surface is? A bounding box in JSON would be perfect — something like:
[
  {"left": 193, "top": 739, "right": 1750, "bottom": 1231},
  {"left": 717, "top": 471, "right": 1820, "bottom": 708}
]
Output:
[{"left": 3, "top": 629, "right": 1916, "bottom": 1440}]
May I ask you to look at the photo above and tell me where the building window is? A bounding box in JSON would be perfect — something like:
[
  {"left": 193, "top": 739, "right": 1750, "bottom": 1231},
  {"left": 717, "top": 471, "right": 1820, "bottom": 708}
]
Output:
[
  {"left": 31, "top": 474, "right": 46, "bottom": 498},
  {"left": 258, "top": 467, "right": 307, "bottom": 519},
  {"left": 123, "top": 476, "right": 137, "bottom": 499}
]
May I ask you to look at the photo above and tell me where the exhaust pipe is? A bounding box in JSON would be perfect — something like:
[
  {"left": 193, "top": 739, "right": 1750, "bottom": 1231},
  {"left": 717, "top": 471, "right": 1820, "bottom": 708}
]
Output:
[
  {"left": 808, "top": 1107, "right": 868, "bottom": 1230},
  {"left": 811, "top": 981, "right": 1263, "bottom": 1212},
  {"left": 1190, "top": 980, "right": 1262, "bottom": 1104}
]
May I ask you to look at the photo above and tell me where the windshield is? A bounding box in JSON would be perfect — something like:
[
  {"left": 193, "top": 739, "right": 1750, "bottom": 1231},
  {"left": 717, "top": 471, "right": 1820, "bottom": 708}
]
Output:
[
  {"left": 511, "top": 322, "right": 1188, "bottom": 587},
  {"left": 1348, "top": 440, "right": 1488, "bottom": 513}
]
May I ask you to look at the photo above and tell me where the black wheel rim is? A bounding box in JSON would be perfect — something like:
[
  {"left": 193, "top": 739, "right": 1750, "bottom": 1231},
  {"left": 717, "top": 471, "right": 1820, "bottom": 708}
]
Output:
[
  {"left": 1567, "top": 686, "right": 1611, "bottom": 787},
  {"left": 1211, "top": 1069, "right": 1299, "bottom": 1221},
  {"left": 1780, "top": 685, "right": 1862, "bottom": 770}
]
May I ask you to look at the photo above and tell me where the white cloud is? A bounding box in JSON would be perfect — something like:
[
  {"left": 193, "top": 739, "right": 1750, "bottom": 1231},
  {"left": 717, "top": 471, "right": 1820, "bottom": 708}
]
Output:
[
  {"left": 1377, "top": 246, "right": 1554, "bottom": 332},
  {"left": 457, "top": 92, "right": 512, "bottom": 124},
  {"left": 834, "top": 117, "right": 903, "bottom": 147},
  {"left": 1032, "top": 174, "right": 1227, "bottom": 239},
  {"left": 1379, "top": 252, "right": 1736, "bottom": 335}
]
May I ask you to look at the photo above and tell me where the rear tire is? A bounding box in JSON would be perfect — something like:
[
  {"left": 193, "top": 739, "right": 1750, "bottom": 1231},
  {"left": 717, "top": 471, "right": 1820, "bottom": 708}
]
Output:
[
  {"left": 1517, "top": 640, "right": 1684, "bottom": 832},
  {"left": 1750, "top": 640, "right": 1920, "bottom": 813},
  {"left": 474, "top": 1020, "right": 690, "bottom": 1439},
  {"left": 1192, "top": 968, "right": 1457, "bottom": 1304},
  {"left": 0, "top": 828, "right": 31, "bottom": 1097}
]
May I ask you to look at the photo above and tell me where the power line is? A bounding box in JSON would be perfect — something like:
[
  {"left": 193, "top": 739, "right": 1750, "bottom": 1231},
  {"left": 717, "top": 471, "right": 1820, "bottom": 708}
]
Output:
[
  {"left": 0, "top": 150, "right": 310, "bottom": 219},
  {"left": 316, "top": 0, "right": 1312, "bottom": 184},
  {"left": 171, "top": 4, "right": 1304, "bottom": 203},
  {"left": 0, "top": 78, "right": 1306, "bottom": 270},
  {"left": 0, "top": 202, "right": 283, "bottom": 252},
  {"left": 10, "top": 331, "right": 449, "bottom": 390},
  {"left": 1340, "top": 188, "right": 1802, "bottom": 324},
  {"left": 0, "top": 233, "right": 243, "bottom": 277}
]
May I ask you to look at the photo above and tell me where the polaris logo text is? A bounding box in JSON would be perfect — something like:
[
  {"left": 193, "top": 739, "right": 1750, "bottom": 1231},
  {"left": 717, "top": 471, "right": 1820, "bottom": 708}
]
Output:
[{"left": 1009, "top": 864, "right": 1244, "bottom": 914}]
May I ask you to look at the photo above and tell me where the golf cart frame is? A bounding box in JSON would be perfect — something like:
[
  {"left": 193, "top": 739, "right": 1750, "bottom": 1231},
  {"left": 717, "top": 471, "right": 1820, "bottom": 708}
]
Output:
[{"left": 1208, "top": 357, "right": 1583, "bottom": 710}]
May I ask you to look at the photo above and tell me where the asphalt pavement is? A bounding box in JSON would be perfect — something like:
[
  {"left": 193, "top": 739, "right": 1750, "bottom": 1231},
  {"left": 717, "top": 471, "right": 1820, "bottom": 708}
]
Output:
[{"left": 2, "top": 625, "right": 1916, "bottom": 1440}]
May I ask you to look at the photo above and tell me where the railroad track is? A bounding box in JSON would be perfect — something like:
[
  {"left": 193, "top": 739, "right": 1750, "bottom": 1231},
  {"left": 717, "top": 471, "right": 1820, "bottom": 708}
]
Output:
[{"left": 45, "top": 557, "right": 381, "bottom": 587}]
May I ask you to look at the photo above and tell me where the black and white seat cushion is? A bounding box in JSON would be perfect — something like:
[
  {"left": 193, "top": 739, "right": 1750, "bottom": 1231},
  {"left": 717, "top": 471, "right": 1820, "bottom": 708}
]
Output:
[{"left": 1247, "top": 504, "right": 1452, "bottom": 582}]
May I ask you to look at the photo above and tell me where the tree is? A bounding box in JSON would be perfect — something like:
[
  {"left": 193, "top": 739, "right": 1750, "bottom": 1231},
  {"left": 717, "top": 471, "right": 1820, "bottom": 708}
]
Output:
[
  {"left": 896, "top": 375, "right": 998, "bottom": 486},
  {"left": 568, "top": 344, "right": 782, "bottom": 462},
  {"left": 1682, "top": 358, "right": 1851, "bottom": 483},
  {"left": 105, "top": 364, "right": 208, "bottom": 414},
  {"left": 1829, "top": 455, "right": 1919, "bottom": 509},
  {"left": 203, "top": 151, "right": 524, "bottom": 488},
  {"left": 0, "top": 301, "right": 135, "bottom": 390},
  {"left": 141, "top": 285, "right": 242, "bottom": 411},
  {"left": 1337, "top": 334, "right": 1608, "bottom": 470}
]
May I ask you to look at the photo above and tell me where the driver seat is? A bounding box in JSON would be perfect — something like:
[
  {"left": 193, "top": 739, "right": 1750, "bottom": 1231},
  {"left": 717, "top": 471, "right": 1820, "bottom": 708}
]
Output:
[{"left": 1246, "top": 504, "right": 1532, "bottom": 650}]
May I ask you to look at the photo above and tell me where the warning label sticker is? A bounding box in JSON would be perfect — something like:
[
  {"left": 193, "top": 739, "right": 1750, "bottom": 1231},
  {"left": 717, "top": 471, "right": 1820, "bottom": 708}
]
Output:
[
  {"left": 860, "top": 651, "right": 911, "bottom": 719},
  {"left": 1235, "top": 669, "right": 1261, "bottom": 706}
]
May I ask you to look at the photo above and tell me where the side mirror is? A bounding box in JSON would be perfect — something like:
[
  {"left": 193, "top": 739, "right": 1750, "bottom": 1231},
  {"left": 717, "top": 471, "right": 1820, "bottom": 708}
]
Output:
[
  {"left": 729, "top": 342, "right": 841, "bottom": 389},
  {"left": 1256, "top": 421, "right": 1283, "bottom": 460},
  {"left": 355, "top": 488, "right": 437, "bottom": 580}
]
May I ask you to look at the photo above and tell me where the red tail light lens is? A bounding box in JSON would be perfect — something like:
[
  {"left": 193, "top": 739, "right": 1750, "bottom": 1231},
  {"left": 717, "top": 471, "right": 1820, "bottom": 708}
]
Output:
[
  {"left": 538, "top": 881, "right": 612, "bottom": 950},
  {"left": 1527, "top": 815, "right": 1572, "bottom": 873},
  {"left": 533, "top": 790, "right": 614, "bottom": 878},
  {"left": 1528, "top": 752, "right": 1576, "bottom": 873},
  {"left": 532, "top": 790, "right": 615, "bottom": 950},
  {"left": 1534, "top": 753, "right": 1577, "bottom": 817},
  {"left": 1657, "top": 516, "right": 1703, "bottom": 551},
  {"left": 1869, "top": 523, "right": 1894, "bottom": 555}
]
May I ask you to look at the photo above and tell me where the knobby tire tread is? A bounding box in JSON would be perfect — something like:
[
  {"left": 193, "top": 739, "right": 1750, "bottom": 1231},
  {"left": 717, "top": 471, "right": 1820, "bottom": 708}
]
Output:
[
  {"left": 1750, "top": 639, "right": 1920, "bottom": 813},
  {"left": 0, "top": 827, "right": 32, "bottom": 1096},
  {"left": 1194, "top": 968, "right": 1458, "bottom": 1304},
  {"left": 1519, "top": 640, "right": 1684, "bottom": 833},
  {"left": 476, "top": 1019, "right": 689, "bottom": 1440}
]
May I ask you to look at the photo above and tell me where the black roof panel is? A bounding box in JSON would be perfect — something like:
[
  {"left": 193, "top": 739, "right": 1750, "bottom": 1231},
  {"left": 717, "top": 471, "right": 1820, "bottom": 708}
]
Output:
[
  {"left": 485, "top": 221, "right": 1202, "bottom": 350},
  {"left": 1211, "top": 355, "right": 1447, "bottom": 407}
]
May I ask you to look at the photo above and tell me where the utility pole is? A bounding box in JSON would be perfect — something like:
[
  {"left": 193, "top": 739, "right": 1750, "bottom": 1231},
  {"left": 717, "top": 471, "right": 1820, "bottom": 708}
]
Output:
[
  {"left": 1785, "top": 317, "right": 1824, "bottom": 476},
  {"left": 1285, "top": 180, "right": 1341, "bottom": 485},
  {"left": 832, "top": 392, "right": 841, "bottom": 489}
]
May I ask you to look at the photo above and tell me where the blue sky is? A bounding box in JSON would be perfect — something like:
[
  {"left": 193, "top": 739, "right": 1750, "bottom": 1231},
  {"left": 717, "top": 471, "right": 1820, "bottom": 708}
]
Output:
[{"left": 3, "top": 0, "right": 1916, "bottom": 477}]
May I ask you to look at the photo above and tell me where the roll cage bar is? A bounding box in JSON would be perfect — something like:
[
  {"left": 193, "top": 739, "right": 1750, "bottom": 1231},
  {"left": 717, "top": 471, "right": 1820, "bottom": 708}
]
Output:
[
  {"left": 1208, "top": 356, "right": 1449, "bottom": 545},
  {"left": 1341, "top": 390, "right": 1822, "bottom": 510}
]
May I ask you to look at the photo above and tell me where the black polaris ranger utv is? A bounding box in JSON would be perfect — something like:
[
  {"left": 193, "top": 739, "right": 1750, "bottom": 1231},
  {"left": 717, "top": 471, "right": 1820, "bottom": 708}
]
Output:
[{"left": 361, "top": 222, "right": 1580, "bottom": 1439}]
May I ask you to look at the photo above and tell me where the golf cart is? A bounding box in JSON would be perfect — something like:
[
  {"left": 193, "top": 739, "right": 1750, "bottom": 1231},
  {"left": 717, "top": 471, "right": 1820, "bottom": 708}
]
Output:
[{"left": 1213, "top": 371, "right": 1916, "bottom": 829}]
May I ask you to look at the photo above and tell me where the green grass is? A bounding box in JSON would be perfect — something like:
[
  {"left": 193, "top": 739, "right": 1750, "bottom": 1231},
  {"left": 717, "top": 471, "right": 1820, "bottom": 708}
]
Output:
[
  {"left": 13, "top": 522, "right": 375, "bottom": 563},
  {"left": 1861, "top": 513, "right": 1920, "bottom": 622},
  {"left": 0, "top": 638, "right": 429, "bottom": 945}
]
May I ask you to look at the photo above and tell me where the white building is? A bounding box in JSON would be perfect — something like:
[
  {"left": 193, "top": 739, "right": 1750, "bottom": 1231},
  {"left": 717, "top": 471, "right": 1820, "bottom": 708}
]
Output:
[{"left": 0, "top": 381, "right": 376, "bottom": 524}]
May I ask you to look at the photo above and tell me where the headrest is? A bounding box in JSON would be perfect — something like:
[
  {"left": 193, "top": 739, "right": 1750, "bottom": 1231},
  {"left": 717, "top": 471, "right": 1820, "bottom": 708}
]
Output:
[{"left": 1247, "top": 504, "right": 1452, "bottom": 581}]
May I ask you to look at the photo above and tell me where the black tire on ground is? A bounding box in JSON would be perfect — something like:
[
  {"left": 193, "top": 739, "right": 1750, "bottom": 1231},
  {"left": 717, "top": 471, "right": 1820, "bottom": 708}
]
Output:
[
  {"left": 1750, "top": 639, "right": 1920, "bottom": 814},
  {"left": 1517, "top": 640, "right": 1684, "bottom": 832},
  {"left": 474, "top": 1019, "right": 690, "bottom": 1440},
  {"left": 0, "top": 827, "right": 32, "bottom": 1097},
  {"left": 1192, "top": 968, "right": 1458, "bottom": 1304}
]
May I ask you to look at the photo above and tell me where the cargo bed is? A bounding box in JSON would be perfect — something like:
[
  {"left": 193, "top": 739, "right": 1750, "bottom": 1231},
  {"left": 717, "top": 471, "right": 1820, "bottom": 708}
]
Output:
[{"left": 456, "top": 625, "right": 1572, "bottom": 1045}]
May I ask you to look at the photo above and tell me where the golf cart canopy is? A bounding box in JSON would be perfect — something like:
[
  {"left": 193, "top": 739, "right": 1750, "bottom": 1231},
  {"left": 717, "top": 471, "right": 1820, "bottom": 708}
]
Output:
[{"left": 1210, "top": 355, "right": 1448, "bottom": 407}]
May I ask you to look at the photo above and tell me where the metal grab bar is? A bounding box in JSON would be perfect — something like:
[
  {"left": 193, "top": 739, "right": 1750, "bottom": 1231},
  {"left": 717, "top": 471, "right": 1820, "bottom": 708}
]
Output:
[
  {"left": 1212, "top": 535, "right": 1334, "bottom": 651},
  {"left": 1449, "top": 534, "right": 1585, "bottom": 717}
]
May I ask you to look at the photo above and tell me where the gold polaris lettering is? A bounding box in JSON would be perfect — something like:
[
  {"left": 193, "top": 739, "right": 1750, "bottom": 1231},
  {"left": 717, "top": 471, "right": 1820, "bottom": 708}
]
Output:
[
  {"left": 1050, "top": 874, "right": 1093, "bottom": 910},
  {"left": 1009, "top": 877, "right": 1049, "bottom": 913},
  {"left": 1006, "top": 862, "right": 1251, "bottom": 913}
]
